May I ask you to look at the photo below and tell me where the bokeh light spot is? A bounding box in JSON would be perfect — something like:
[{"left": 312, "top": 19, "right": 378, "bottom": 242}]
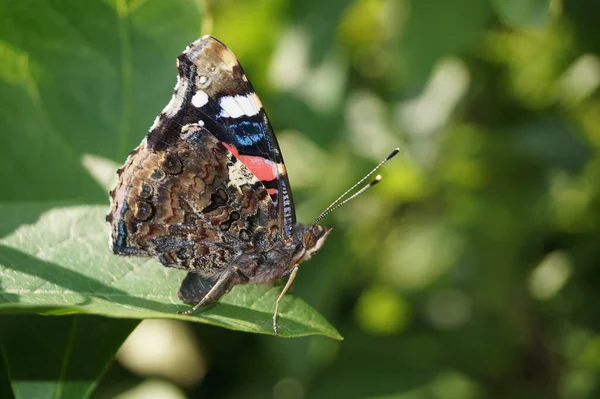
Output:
[
  {"left": 528, "top": 251, "right": 572, "bottom": 300},
  {"left": 425, "top": 289, "right": 472, "bottom": 330},
  {"left": 117, "top": 319, "right": 206, "bottom": 388},
  {"left": 355, "top": 285, "right": 410, "bottom": 335}
]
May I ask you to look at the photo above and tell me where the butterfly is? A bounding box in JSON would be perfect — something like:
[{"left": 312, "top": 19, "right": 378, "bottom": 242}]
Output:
[{"left": 107, "top": 36, "right": 396, "bottom": 335}]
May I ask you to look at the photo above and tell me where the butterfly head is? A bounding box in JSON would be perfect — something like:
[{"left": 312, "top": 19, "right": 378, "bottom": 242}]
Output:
[{"left": 291, "top": 224, "right": 334, "bottom": 265}]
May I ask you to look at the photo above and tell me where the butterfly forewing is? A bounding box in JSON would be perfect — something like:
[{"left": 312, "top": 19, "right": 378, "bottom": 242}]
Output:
[{"left": 145, "top": 36, "right": 296, "bottom": 239}]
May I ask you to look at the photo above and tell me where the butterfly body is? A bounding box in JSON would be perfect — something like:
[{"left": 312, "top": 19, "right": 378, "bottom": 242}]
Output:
[{"left": 107, "top": 36, "right": 332, "bottom": 332}]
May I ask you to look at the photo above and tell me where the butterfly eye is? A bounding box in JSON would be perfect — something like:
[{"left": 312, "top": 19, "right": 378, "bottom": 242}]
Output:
[
  {"left": 311, "top": 225, "right": 323, "bottom": 237},
  {"left": 303, "top": 231, "right": 317, "bottom": 248}
]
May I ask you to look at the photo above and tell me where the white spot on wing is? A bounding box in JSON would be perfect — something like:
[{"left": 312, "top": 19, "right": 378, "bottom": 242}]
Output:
[
  {"left": 191, "top": 90, "right": 209, "bottom": 108},
  {"left": 227, "top": 154, "right": 259, "bottom": 187},
  {"left": 180, "top": 123, "right": 204, "bottom": 141},
  {"left": 163, "top": 75, "right": 188, "bottom": 118},
  {"left": 276, "top": 162, "right": 286, "bottom": 175},
  {"left": 149, "top": 115, "right": 161, "bottom": 130},
  {"left": 219, "top": 93, "right": 262, "bottom": 118}
]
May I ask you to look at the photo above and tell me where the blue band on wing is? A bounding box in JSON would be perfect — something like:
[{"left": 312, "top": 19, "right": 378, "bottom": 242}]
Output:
[{"left": 228, "top": 120, "right": 268, "bottom": 148}]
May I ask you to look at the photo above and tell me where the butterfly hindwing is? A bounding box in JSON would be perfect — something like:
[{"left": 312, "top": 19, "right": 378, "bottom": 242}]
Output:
[{"left": 108, "top": 124, "right": 278, "bottom": 294}]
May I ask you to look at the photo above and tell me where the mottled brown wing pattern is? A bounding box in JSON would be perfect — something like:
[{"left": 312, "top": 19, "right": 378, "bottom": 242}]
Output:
[{"left": 107, "top": 124, "right": 279, "bottom": 279}]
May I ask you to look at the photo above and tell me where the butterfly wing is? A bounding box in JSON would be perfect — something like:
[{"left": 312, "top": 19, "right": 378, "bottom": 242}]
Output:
[
  {"left": 145, "top": 36, "right": 296, "bottom": 240},
  {"left": 107, "top": 124, "right": 278, "bottom": 302}
]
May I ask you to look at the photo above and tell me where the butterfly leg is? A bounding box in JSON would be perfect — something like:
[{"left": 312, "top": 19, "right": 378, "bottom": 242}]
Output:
[
  {"left": 272, "top": 265, "right": 299, "bottom": 336},
  {"left": 177, "top": 268, "right": 235, "bottom": 315}
]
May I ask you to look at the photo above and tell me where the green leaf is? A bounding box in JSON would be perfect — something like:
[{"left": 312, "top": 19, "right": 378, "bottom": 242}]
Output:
[
  {"left": 0, "top": 315, "right": 137, "bottom": 399},
  {"left": 0, "top": 0, "right": 203, "bottom": 203},
  {"left": 0, "top": 204, "right": 342, "bottom": 339}
]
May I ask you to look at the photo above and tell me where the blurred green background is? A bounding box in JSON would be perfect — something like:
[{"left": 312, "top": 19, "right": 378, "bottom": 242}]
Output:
[{"left": 2, "top": 0, "right": 600, "bottom": 398}]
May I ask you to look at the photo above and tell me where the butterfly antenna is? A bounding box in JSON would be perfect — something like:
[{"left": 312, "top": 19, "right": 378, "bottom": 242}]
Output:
[{"left": 313, "top": 148, "right": 400, "bottom": 225}]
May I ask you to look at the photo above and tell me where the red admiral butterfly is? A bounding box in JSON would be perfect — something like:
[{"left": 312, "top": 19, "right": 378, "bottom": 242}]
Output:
[{"left": 107, "top": 36, "right": 397, "bottom": 335}]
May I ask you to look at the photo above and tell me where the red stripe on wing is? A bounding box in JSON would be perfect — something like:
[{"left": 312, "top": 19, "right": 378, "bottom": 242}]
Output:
[{"left": 222, "top": 143, "right": 278, "bottom": 183}]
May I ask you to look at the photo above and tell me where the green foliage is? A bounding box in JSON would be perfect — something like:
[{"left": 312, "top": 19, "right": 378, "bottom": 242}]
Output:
[
  {"left": 0, "top": 316, "right": 137, "bottom": 399},
  {"left": 2, "top": 0, "right": 600, "bottom": 398}
]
